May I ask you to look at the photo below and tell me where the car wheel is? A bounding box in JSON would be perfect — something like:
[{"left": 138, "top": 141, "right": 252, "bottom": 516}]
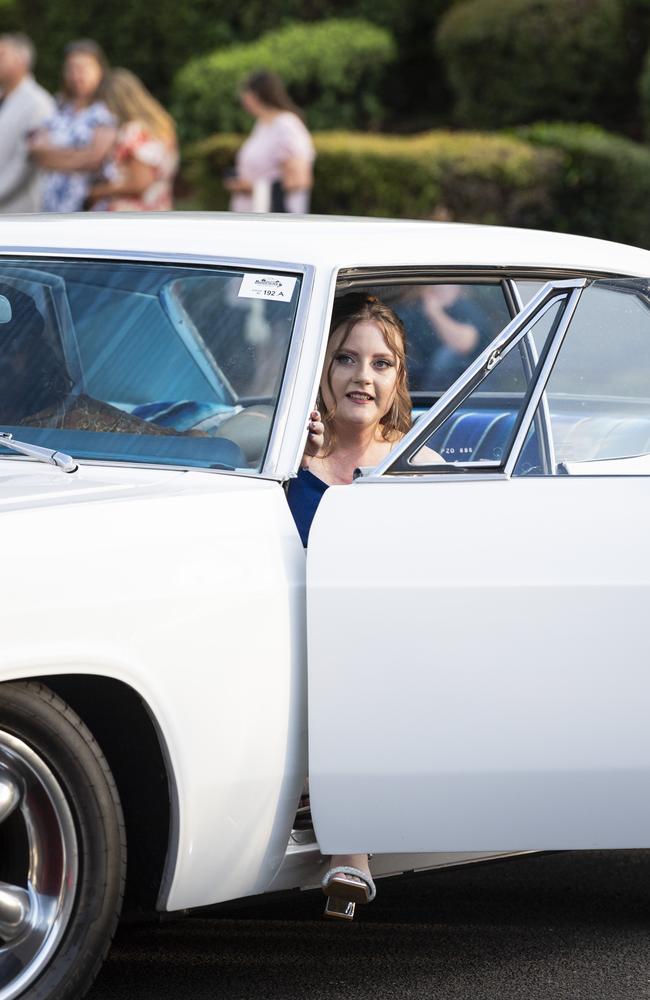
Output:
[{"left": 0, "top": 681, "right": 125, "bottom": 1000}]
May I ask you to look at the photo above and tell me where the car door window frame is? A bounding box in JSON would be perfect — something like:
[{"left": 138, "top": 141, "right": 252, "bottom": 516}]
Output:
[
  {"left": 509, "top": 280, "right": 557, "bottom": 476},
  {"left": 370, "top": 277, "right": 587, "bottom": 477}
]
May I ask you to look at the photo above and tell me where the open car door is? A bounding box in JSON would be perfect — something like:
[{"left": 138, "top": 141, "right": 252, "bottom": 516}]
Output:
[{"left": 307, "top": 277, "right": 650, "bottom": 855}]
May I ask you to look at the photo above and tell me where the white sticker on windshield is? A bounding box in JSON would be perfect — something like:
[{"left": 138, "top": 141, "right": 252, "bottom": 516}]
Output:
[{"left": 238, "top": 273, "right": 297, "bottom": 302}]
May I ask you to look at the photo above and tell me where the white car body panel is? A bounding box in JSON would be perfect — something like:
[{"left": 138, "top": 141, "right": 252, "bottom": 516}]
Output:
[
  {"left": 0, "top": 461, "right": 307, "bottom": 909},
  {"left": 308, "top": 475, "right": 650, "bottom": 853}
]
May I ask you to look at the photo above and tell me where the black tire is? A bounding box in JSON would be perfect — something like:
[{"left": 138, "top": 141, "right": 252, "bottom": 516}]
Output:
[{"left": 0, "top": 681, "right": 126, "bottom": 1000}]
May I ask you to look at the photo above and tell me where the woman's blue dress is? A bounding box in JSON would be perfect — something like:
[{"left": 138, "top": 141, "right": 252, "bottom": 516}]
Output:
[{"left": 286, "top": 467, "right": 329, "bottom": 546}]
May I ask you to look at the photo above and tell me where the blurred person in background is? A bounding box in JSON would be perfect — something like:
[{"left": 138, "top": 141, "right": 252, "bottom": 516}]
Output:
[
  {"left": 87, "top": 68, "right": 178, "bottom": 211},
  {"left": 224, "top": 69, "right": 315, "bottom": 214},
  {"left": 0, "top": 33, "right": 54, "bottom": 212},
  {"left": 396, "top": 284, "right": 491, "bottom": 389},
  {"left": 29, "top": 39, "right": 116, "bottom": 212}
]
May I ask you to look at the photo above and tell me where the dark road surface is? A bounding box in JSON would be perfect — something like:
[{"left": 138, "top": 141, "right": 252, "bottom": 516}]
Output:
[{"left": 89, "top": 850, "right": 650, "bottom": 1000}]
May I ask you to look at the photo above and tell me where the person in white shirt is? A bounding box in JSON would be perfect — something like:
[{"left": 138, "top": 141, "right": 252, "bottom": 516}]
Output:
[
  {"left": 224, "top": 70, "right": 315, "bottom": 214},
  {"left": 0, "top": 33, "right": 54, "bottom": 213}
]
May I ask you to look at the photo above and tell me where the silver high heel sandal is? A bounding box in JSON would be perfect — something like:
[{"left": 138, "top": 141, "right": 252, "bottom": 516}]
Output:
[{"left": 322, "top": 865, "right": 376, "bottom": 920}]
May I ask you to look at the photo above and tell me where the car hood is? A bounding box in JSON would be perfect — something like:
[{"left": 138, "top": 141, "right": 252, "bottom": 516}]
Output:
[{"left": 0, "top": 458, "right": 205, "bottom": 513}]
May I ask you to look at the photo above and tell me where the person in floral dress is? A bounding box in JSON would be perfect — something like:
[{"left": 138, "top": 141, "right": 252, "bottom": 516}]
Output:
[
  {"left": 87, "top": 68, "right": 178, "bottom": 211},
  {"left": 29, "top": 39, "right": 116, "bottom": 212}
]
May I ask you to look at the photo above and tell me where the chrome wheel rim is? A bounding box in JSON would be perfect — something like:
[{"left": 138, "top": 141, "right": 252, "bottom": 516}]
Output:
[{"left": 0, "top": 730, "right": 78, "bottom": 1000}]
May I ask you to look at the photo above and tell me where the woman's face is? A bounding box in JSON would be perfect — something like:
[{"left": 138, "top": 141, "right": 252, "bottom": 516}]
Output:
[
  {"left": 239, "top": 88, "right": 266, "bottom": 118},
  {"left": 64, "top": 53, "right": 102, "bottom": 101},
  {"left": 322, "top": 319, "right": 399, "bottom": 431}
]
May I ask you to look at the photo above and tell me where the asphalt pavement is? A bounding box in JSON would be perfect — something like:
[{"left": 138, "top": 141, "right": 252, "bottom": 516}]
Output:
[{"left": 89, "top": 849, "right": 650, "bottom": 1000}]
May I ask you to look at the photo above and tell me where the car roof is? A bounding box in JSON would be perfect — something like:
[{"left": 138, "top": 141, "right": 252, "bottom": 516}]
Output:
[{"left": 1, "top": 212, "right": 649, "bottom": 276}]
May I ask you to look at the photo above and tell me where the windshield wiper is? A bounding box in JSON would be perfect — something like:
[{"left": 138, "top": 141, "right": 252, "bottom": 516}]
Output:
[{"left": 0, "top": 432, "right": 78, "bottom": 473}]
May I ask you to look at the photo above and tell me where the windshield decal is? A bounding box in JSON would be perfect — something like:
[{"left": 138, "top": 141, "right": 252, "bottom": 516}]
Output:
[{"left": 238, "top": 273, "right": 297, "bottom": 302}]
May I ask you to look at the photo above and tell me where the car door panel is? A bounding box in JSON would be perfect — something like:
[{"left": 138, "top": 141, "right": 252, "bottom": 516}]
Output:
[{"left": 308, "top": 475, "right": 650, "bottom": 853}]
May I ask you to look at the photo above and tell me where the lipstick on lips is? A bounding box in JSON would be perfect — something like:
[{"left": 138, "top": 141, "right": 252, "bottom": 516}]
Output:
[{"left": 346, "top": 391, "right": 374, "bottom": 404}]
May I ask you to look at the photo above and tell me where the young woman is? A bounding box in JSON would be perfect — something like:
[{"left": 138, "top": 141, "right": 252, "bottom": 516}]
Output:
[
  {"left": 87, "top": 68, "right": 178, "bottom": 211},
  {"left": 288, "top": 292, "right": 441, "bottom": 917},
  {"left": 224, "top": 70, "right": 315, "bottom": 214},
  {"left": 29, "top": 39, "right": 116, "bottom": 212}
]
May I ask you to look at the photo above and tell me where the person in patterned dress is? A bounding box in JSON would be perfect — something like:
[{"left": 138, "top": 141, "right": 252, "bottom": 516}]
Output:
[
  {"left": 28, "top": 39, "right": 116, "bottom": 212},
  {"left": 87, "top": 68, "right": 178, "bottom": 212}
]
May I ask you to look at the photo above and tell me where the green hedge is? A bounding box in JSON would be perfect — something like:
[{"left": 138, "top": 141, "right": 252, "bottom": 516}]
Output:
[
  {"left": 437, "top": 0, "right": 637, "bottom": 131},
  {"left": 172, "top": 20, "right": 397, "bottom": 142},
  {"left": 182, "top": 130, "right": 563, "bottom": 227},
  {"left": 518, "top": 122, "right": 650, "bottom": 248},
  {"left": 183, "top": 124, "right": 650, "bottom": 248}
]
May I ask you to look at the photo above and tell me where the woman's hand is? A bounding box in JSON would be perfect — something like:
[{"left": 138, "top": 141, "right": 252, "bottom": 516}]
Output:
[
  {"left": 28, "top": 133, "right": 53, "bottom": 163},
  {"left": 223, "top": 176, "right": 253, "bottom": 194},
  {"left": 301, "top": 409, "right": 324, "bottom": 467}
]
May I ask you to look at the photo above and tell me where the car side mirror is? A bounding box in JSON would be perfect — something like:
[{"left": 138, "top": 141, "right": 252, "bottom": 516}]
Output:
[{"left": 0, "top": 296, "right": 12, "bottom": 324}]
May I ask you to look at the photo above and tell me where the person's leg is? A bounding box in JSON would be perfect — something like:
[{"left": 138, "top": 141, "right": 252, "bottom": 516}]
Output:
[{"left": 329, "top": 853, "right": 372, "bottom": 881}]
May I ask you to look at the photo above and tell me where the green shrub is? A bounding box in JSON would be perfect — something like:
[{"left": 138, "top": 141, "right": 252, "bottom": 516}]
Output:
[
  {"left": 518, "top": 122, "right": 650, "bottom": 248},
  {"left": 182, "top": 129, "right": 563, "bottom": 227},
  {"left": 639, "top": 44, "right": 650, "bottom": 138},
  {"left": 172, "top": 20, "right": 397, "bottom": 142},
  {"left": 437, "top": 0, "right": 637, "bottom": 130}
]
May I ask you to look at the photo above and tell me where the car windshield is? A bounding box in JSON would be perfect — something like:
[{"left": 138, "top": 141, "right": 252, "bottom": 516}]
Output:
[{"left": 0, "top": 259, "right": 302, "bottom": 471}]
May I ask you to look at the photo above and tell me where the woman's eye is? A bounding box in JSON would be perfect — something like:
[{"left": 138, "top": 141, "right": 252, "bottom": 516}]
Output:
[
  {"left": 334, "top": 353, "right": 355, "bottom": 365},
  {"left": 374, "top": 359, "right": 394, "bottom": 370}
]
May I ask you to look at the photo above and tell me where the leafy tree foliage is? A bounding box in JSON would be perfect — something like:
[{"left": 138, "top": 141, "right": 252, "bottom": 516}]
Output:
[
  {"left": 436, "top": 0, "right": 644, "bottom": 132},
  {"left": 172, "top": 20, "right": 397, "bottom": 141}
]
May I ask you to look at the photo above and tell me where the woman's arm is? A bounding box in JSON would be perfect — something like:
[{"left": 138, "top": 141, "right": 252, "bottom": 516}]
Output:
[
  {"left": 223, "top": 176, "right": 253, "bottom": 193},
  {"left": 411, "top": 444, "right": 445, "bottom": 465},
  {"left": 282, "top": 156, "right": 313, "bottom": 192},
  {"left": 88, "top": 158, "right": 157, "bottom": 203},
  {"left": 30, "top": 126, "right": 116, "bottom": 172}
]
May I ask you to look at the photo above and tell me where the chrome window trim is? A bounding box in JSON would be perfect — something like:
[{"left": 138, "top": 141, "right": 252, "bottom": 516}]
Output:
[
  {"left": 0, "top": 454, "right": 281, "bottom": 479},
  {"left": 504, "top": 286, "right": 584, "bottom": 477},
  {"left": 261, "top": 261, "right": 315, "bottom": 476},
  {"left": 355, "top": 471, "right": 509, "bottom": 485},
  {"left": 0, "top": 249, "right": 315, "bottom": 480},
  {"left": 371, "top": 278, "right": 587, "bottom": 478},
  {"left": 336, "top": 265, "right": 633, "bottom": 288},
  {"left": 507, "top": 279, "right": 556, "bottom": 475}
]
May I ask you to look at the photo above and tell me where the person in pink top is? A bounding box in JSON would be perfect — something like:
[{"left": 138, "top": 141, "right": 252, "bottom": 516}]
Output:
[
  {"left": 224, "top": 70, "right": 315, "bottom": 214},
  {"left": 87, "top": 68, "right": 178, "bottom": 212}
]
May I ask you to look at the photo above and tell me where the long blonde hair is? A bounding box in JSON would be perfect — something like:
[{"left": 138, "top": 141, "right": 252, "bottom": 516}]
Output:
[
  {"left": 319, "top": 292, "right": 412, "bottom": 456},
  {"left": 100, "top": 68, "right": 177, "bottom": 145}
]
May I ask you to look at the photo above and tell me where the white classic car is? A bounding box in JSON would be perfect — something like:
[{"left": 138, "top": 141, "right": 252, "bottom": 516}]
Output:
[{"left": 1, "top": 213, "right": 650, "bottom": 1000}]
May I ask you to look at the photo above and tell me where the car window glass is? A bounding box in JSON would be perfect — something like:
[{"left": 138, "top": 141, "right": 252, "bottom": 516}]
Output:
[
  {"left": 0, "top": 259, "right": 301, "bottom": 471},
  {"left": 514, "top": 281, "right": 650, "bottom": 475},
  {"left": 516, "top": 280, "right": 545, "bottom": 306},
  {"left": 407, "top": 297, "right": 565, "bottom": 468},
  {"left": 358, "top": 283, "right": 512, "bottom": 404}
]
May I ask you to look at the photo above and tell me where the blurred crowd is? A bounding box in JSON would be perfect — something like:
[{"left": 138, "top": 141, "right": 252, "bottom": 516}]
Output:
[
  {"left": 0, "top": 34, "right": 178, "bottom": 214},
  {"left": 0, "top": 33, "right": 315, "bottom": 216}
]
